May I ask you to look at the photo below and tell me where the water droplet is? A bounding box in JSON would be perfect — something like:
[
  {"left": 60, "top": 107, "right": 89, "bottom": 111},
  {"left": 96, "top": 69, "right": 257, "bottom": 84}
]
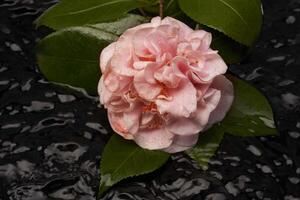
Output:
[
  {"left": 83, "top": 132, "right": 92, "bottom": 140},
  {"left": 282, "top": 93, "right": 300, "bottom": 110},
  {"left": 21, "top": 79, "right": 32, "bottom": 91},
  {"left": 86, "top": 122, "right": 107, "bottom": 134},
  {"left": 1, "top": 123, "right": 21, "bottom": 129},
  {"left": 12, "top": 146, "right": 30, "bottom": 154},
  {"left": 223, "top": 156, "right": 240, "bottom": 161},
  {"left": 278, "top": 79, "right": 294, "bottom": 86},
  {"left": 286, "top": 16, "right": 296, "bottom": 24},
  {"left": 267, "top": 56, "right": 285, "bottom": 62},
  {"left": 245, "top": 67, "right": 262, "bottom": 81},
  {"left": 0, "top": 80, "right": 9, "bottom": 85},
  {"left": 205, "top": 193, "right": 226, "bottom": 200},
  {"left": 247, "top": 145, "right": 262, "bottom": 156},
  {"left": 288, "top": 177, "right": 300, "bottom": 184},
  {"left": 225, "top": 182, "right": 239, "bottom": 196},
  {"left": 23, "top": 101, "right": 54, "bottom": 112},
  {"left": 288, "top": 131, "right": 300, "bottom": 139},
  {"left": 261, "top": 165, "right": 273, "bottom": 173},
  {"left": 259, "top": 117, "right": 275, "bottom": 128},
  {"left": 57, "top": 94, "right": 76, "bottom": 103},
  {"left": 10, "top": 43, "right": 22, "bottom": 51}
]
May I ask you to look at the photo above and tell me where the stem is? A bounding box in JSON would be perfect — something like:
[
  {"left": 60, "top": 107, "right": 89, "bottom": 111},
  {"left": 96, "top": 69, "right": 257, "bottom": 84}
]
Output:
[
  {"left": 138, "top": 8, "right": 146, "bottom": 16},
  {"left": 159, "top": 0, "right": 164, "bottom": 18}
]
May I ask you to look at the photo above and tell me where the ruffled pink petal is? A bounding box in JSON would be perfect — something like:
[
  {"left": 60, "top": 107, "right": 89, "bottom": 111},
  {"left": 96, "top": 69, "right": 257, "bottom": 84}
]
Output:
[
  {"left": 188, "top": 30, "right": 212, "bottom": 51},
  {"left": 154, "top": 66, "right": 182, "bottom": 88},
  {"left": 144, "top": 54, "right": 172, "bottom": 84},
  {"left": 145, "top": 31, "right": 176, "bottom": 57},
  {"left": 133, "top": 27, "right": 155, "bottom": 59},
  {"left": 171, "top": 56, "right": 190, "bottom": 76},
  {"left": 162, "top": 17, "right": 193, "bottom": 41},
  {"left": 150, "top": 16, "right": 162, "bottom": 26},
  {"left": 207, "top": 75, "right": 234, "bottom": 124},
  {"left": 110, "top": 38, "right": 136, "bottom": 76},
  {"left": 133, "top": 61, "right": 153, "bottom": 70},
  {"left": 166, "top": 117, "right": 202, "bottom": 136},
  {"left": 192, "top": 53, "right": 227, "bottom": 83},
  {"left": 134, "top": 128, "right": 174, "bottom": 150},
  {"left": 156, "top": 79, "right": 197, "bottom": 118},
  {"left": 144, "top": 62, "right": 162, "bottom": 84},
  {"left": 103, "top": 70, "right": 132, "bottom": 94},
  {"left": 108, "top": 104, "right": 142, "bottom": 139},
  {"left": 98, "top": 77, "right": 112, "bottom": 105},
  {"left": 134, "top": 71, "right": 161, "bottom": 100},
  {"left": 100, "top": 42, "right": 116, "bottom": 73},
  {"left": 193, "top": 88, "right": 221, "bottom": 130},
  {"left": 163, "top": 134, "right": 198, "bottom": 153}
]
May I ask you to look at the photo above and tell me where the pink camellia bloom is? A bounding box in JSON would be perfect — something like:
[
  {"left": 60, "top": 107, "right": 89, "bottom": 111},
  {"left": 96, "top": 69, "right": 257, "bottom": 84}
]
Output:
[{"left": 98, "top": 17, "right": 234, "bottom": 153}]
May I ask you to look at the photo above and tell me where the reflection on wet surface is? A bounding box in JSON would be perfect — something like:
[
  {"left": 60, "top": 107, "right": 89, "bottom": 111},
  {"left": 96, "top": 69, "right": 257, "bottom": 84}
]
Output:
[{"left": 0, "top": 0, "right": 300, "bottom": 199}]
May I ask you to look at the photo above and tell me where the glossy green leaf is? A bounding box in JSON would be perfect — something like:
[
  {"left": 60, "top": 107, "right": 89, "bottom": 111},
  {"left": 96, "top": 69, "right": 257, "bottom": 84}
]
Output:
[
  {"left": 178, "top": 0, "right": 263, "bottom": 46},
  {"left": 211, "top": 31, "right": 248, "bottom": 64},
  {"left": 36, "top": 0, "right": 152, "bottom": 30},
  {"left": 88, "top": 14, "right": 148, "bottom": 36},
  {"left": 143, "top": 0, "right": 184, "bottom": 18},
  {"left": 164, "top": 0, "right": 181, "bottom": 17},
  {"left": 37, "top": 27, "right": 117, "bottom": 95},
  {"left": 99, "top": 134, "right": 170, "bottom": 195},
  {"left": 223, "top": 75, "right": 277, "bottom": 136},
  {"left": 186, "top": 125, "right": 224, "bottom": 170}
]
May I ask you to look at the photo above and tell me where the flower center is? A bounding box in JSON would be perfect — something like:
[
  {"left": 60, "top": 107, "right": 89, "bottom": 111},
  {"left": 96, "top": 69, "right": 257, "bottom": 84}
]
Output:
[{"left": 142, "top": 102, "right": 157, "bottom": 112}]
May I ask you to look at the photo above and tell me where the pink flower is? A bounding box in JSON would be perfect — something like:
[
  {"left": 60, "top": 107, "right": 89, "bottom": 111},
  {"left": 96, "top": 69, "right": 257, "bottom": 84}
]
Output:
[{"left": 98, "top": 17, "right": 234, "bottom": 153}]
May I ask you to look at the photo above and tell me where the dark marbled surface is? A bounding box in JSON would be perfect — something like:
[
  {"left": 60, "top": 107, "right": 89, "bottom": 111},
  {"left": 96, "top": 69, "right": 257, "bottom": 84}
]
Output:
[{"left": 0, "top": 0, "right": 300, "bottom": 199}]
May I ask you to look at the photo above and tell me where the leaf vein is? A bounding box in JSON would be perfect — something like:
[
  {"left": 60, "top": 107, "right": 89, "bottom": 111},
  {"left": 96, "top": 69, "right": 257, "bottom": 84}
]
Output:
[
  {"left": 50, "top": 0, "right": 142, "bottom": 19},
  {"left": 216, "top": 0, "right": 250, "bottom": 30}
]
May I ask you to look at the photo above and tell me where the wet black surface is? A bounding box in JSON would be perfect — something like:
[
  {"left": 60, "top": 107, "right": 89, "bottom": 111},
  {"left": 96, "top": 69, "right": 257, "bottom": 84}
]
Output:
[{"left": 0, "top": 0, "right": 300, "bottom": 199}]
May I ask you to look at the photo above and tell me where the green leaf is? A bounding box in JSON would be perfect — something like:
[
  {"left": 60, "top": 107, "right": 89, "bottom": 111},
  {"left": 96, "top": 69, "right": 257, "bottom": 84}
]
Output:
[
  {"left": 36, "top": 0, "right": 152, "bottom": 30},
  {"left": 99, "top": 134, "right": 170, "bottom": 195},
  {"left": 37, "top": 27, "right": 117, "bottom": 95},
  {"left": 211, "top": 30, "right": 248, "bottom": 64},
  {"left": 223, "top": 75, "right": 277, "bottom": 136},
  {"left": 185, "top": 124, "right": 224, "bottom": 170},
  {"left": 178, "top": 0, "right": 263, "bottom": 46},
  {"left": 143, "top": 0, "right": 180, "bottom": 16},
  {"left": 164, "top": 0, "right": 181, "bottom": 16},
  {"left": 88, "top": 14, "right": 148, "bottom": 36}
]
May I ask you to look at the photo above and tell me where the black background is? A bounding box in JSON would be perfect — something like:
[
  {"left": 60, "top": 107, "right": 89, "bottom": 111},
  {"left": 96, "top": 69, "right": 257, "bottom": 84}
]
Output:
[{"left": 0, "top": 0, "right": 300, "bottom": 199}]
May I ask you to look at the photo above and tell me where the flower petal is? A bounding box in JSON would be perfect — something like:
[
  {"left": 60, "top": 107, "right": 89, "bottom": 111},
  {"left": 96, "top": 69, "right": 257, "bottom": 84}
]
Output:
[
  {"left": 133, "top": 27, "right": 155, "bottom": 59},
  {"left": 163, "top": 134, "right": 198, "bottom": 153},
  {"left": 188, "top": 30, "right": 212, "bottom": 51},
  {"left": 145, "top": 31, "right": 176, "bottom": 57},
  {"left": 166, "top": 117, "right": 201, "bottom": 136},
  {"left": 154, "top": 66, "right": 181, "bottom": 88},
  {"left": 200, "top": 53, "right": 227, "bottom": 82},
  {"left": 108, "top": 104, "right": 142, "bottom": 139},
  {"left": 100, "top": 42, "right": 116, "bottom": 73},
  {"left": 134, "top": 128, "right": 174, "bottom": 150},
  {"left": 156, "top": 79, "right": 197, "bottom": 118},
  {"left": 134, "top": 71, "right": 161, "bottom": 100},
  {"left": 162, "top": 17, "right": 193, "bottom": 41},
  {"left": 193, "top": 88, "right": 221, "bottom": 130},
  {"left": 110, "top": 37, "right": 136, "bottom": 76},
  {"left": 207, "top": 75, "right": 234, "bottom": 124}
]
